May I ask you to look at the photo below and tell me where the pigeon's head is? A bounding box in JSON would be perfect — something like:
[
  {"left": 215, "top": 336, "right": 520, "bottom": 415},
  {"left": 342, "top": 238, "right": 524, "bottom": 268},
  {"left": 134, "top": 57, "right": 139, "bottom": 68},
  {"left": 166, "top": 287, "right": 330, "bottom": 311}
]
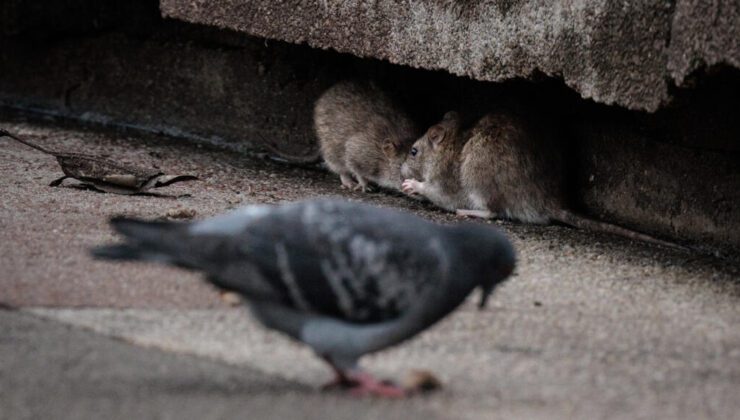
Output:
[{"left": 447, "top": 223, "right": 516, "bottom": 309}]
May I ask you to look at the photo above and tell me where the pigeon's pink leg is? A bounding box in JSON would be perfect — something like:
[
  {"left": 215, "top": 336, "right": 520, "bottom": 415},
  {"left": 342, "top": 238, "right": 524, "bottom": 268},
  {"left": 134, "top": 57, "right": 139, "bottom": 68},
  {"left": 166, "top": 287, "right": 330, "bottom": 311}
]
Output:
[
  {"left": 345, "top": 371, "right": 406, "bottom": 398},
  {"left": 320, "top": 358, "right": 406, "bottom": 398}
]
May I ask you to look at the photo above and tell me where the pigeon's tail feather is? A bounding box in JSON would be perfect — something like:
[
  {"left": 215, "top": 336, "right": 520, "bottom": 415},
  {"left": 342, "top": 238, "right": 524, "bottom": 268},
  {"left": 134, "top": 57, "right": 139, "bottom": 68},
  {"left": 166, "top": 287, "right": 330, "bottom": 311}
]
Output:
[
  {"left": 91, "top": 244, "right": 144, "bottom": 261},
  {"left": 109, "top": 217, "right": 181, "bottom": 244},
  {"left": 90, "top": 243, "right": 177, "bottom": 264},
  {"left": 91, "top": 217, "right": 195, "bottom": 268}
]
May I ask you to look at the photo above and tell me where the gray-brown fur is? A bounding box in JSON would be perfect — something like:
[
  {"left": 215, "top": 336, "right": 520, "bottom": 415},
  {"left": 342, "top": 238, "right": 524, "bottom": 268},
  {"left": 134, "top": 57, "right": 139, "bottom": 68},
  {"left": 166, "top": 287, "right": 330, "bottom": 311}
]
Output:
[
  {"left": 399, "top": 111, "right": 468, "bottom": 210},
  {"left": 401, "top": 112, "right": 684, "bottom": 249},
  {"left": 314, "top": 81, "right": 419, "bottom": 191}
]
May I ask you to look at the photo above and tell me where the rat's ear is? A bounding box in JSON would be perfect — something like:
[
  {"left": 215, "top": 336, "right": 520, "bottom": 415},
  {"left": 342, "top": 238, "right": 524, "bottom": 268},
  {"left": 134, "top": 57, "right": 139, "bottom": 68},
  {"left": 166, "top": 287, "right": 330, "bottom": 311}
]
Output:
[
  {"left": 427, "top": 125, "right": 446, "bottom": 147},
  {"left": 426, "top": 111, "right": 459, "bottom": 147},
  {"left": 381, "top": 139, "right": 397, "bottom": 157}
]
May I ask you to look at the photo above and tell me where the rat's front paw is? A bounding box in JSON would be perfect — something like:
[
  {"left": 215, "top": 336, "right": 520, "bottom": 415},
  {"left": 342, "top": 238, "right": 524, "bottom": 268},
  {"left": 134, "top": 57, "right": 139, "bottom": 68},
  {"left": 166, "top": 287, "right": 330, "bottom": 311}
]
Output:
[{"left": 402, "top": 179, "right": 423, "bottom": 196}]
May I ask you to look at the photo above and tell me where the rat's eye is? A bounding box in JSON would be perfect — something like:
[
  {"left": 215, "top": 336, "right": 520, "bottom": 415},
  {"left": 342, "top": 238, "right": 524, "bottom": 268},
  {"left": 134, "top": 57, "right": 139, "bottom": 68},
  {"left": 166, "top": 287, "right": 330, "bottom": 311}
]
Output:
[{"left": 410, "top": 147, "right": 418, "bottom": 157}]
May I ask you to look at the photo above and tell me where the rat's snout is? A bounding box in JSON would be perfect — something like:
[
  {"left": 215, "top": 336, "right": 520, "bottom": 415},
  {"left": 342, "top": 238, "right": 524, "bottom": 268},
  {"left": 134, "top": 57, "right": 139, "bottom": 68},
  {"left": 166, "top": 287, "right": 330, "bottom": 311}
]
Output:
[
  {"left": 401, "top": 160, "right": 418, "bottom": 179},
  {"left": 400, "top": 162, "right": 410, "bottom": 179}
]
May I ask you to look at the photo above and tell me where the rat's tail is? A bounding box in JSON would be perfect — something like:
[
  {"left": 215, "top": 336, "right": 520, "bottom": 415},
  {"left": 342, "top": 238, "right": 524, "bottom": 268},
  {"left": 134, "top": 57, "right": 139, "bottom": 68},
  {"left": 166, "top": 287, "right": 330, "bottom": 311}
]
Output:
[
  {"left": 257, "top": 134, "right": 322, "bottom": 164},
  {"left": 552, "top": 210, "right": 687, "bottom": 250}
]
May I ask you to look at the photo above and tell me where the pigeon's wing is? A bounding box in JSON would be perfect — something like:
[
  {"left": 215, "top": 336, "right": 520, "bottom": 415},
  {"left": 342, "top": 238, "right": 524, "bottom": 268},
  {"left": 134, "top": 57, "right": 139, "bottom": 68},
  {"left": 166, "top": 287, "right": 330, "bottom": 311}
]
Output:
[{"left": 195, "top": 200, "right": 451, "bottom": 324}]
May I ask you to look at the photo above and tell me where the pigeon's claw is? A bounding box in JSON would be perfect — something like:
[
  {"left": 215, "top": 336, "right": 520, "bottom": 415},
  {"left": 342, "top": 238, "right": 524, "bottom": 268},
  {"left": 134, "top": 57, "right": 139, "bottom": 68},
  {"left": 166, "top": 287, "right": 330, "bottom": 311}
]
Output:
[
  {"left": 320, "top": 366, "right": 406, "bottom": 398},
  {"left": 345, "top": 371, "right": 407, "bottom": 399}
]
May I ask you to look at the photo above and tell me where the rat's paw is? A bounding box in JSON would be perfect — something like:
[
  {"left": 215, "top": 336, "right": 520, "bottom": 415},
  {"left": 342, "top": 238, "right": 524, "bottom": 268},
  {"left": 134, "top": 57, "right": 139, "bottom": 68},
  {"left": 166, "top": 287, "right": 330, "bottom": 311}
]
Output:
[
  {"left": 353, "top": 177, "right": 374, "bottom": 193},
  {"left": 353, "top": 184, "right": 373, "bottom": 193},
  {"left": 339, "top": 174, "right": 357, "bottom": 190},
  {"left": 402, "top": 179, "right": 423, "bottom": 196}
]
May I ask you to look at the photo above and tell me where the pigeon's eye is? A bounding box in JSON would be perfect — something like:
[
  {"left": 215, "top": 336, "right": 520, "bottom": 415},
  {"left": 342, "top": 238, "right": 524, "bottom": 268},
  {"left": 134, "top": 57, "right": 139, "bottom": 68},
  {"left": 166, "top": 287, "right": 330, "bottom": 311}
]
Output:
[{"left": 410, "top": 147, "right": 418, "bottom": 157}]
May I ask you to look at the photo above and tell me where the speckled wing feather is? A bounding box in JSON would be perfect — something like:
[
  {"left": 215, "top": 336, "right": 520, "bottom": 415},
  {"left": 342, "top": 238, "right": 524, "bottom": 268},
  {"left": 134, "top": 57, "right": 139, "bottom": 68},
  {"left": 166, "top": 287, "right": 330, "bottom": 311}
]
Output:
[{"left": 195, "top": 200, "right": 450, "bottom": 324}]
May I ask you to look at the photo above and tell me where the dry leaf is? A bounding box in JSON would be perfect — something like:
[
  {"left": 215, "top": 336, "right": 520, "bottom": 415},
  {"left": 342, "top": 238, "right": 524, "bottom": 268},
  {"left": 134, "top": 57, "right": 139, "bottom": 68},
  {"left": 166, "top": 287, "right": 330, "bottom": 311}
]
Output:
[{"left": 1, "top": 128, "right": 197, "bottom": 196}]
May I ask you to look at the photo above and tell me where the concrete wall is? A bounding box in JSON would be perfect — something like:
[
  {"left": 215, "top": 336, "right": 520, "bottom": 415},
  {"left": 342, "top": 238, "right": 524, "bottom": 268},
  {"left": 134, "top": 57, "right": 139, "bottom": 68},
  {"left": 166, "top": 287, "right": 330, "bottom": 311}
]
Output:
[{"left": 161, "top": 0, "right": 740, "bottom": 112}]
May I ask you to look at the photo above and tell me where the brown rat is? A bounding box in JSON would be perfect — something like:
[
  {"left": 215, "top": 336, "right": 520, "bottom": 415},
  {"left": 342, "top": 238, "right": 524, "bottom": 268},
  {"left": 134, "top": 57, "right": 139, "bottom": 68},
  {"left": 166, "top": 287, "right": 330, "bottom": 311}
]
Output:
[
  {"left": 313, "top": 81, "right": 420, "bottom": 192},
  {"left": 401, "top": 111, "right": 684, "bottom": 249}
]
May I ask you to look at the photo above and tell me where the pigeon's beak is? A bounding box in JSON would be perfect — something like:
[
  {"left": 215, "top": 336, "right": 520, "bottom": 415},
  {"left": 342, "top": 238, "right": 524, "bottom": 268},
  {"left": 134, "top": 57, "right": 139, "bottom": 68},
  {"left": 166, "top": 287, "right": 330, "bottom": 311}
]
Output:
[
  {"left": 479, "top": 260, "right": 515, "bottom": 309},
  {"left": 478, "top": 285, "right": 493, "bottom": 310}
]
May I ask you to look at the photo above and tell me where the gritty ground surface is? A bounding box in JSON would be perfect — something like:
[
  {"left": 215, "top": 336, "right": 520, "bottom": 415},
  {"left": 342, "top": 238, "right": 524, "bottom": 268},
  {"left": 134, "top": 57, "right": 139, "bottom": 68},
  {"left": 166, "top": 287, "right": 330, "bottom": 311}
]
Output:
[{"left": 1, "top": 114, "right": 739, "bottom": 420}]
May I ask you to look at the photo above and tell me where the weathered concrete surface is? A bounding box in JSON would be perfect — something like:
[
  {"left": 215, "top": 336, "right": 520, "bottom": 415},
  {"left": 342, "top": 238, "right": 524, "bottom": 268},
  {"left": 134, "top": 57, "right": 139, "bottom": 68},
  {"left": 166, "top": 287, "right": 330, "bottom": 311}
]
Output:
[
  {"left": 28, "top": 301, "right": 740, "bottom": 420},
  {"left": 1, "top": 118, "right": 739, "bottom": 419},
  {"left": 1, "top": 114, "right": 738, "bottom": 309},
  {"left": 160, "top": 0, "right": 740, "bottom": 112},
  {"left": 576, "top": 119, "right": 740, "bottom": 252},
  {"left": 1, "top": 310, "right": 434, "bottom": 420},
  {"left": 0, "top": 116, "right": 341, "bottom": 308},
  {"left": 668, "top": 1, "right": 740, "bottom": 85},
  {"left": 571, "top": 71, "right": 740, "bottom": 253},
  {"left": 0, "top": 23, "right": 338, "bottom": 158}
]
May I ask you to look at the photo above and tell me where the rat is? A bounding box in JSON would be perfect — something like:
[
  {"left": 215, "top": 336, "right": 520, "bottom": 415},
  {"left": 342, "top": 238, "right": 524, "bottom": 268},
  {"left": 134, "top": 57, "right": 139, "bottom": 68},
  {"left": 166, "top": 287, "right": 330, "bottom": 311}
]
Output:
[
  {"left": 310, "top": 81, "right": 420, "bottom": 192},
  {"left": 400, "top": 111, "right": 684, "bottom": 249}
]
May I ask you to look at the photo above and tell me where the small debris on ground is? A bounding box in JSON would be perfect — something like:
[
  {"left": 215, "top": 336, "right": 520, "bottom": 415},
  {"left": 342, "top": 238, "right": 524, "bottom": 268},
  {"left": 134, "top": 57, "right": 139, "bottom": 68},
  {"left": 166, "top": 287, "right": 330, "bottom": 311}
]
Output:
[
  {"left": 219, "top": 291, "right": 242, "bottom": 307},
  {"left": 402, "top": 369, "right": 443, "bottom": 394}
]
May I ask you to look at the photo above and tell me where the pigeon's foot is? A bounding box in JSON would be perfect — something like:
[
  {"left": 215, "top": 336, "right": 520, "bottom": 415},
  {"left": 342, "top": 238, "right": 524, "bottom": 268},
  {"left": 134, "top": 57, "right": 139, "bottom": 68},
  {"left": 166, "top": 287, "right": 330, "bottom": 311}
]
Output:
[
  {"left": 321, "top": 370, "right": 406, "bottom": 398},
  {"left": 345, "top": 371, "right": 406, "bottom": 398}
]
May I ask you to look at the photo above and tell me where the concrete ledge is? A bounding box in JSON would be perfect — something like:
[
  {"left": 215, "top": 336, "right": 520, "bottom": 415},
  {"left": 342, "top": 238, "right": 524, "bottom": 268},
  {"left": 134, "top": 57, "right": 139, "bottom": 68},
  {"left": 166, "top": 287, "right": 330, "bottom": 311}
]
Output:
[{"left": 161, "top": 0, "right": 740, "bottom": 112}]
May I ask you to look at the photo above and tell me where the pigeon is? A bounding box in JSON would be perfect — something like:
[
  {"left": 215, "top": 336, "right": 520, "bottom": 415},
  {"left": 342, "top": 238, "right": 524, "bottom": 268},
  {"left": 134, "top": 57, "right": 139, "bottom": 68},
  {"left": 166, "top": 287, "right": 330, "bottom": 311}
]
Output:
[{"left": 91, "top": 198, "right": 516, "bottom": 397}]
